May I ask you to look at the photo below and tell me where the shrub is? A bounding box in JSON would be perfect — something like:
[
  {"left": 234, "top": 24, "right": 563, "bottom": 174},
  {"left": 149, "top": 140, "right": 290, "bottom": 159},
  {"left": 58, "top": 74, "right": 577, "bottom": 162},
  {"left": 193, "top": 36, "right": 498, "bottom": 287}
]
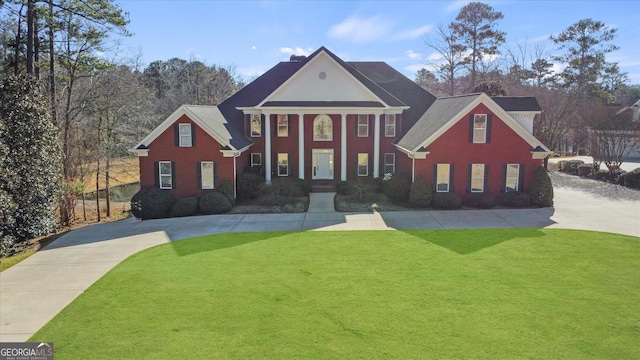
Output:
[
  {"left": 594, "top": 170, "right": 610, "bottom": 181},
  {"left": 499, "top": 191, "right": 531, "bottom": 208},
  {"left": 465, "top": 192, "right": 496, "bottom": 209},
  {"left": 170, "top": 196, "right": 199, "bottom": 217},
  {"left": 265, "top": 178, "right": 304, "bottom": 198},
  {"left": 368, "top": 177, "right": 384, "bottom": 193},
  {"left": 409, "top": 175, "right": 432, "bottom": 207},
  {"left": 337, "top": 181, "right": 352, "bottom": 195},
  {"left": 130, "top": 187, "right": 174, "bottom": 220},
  {"left": 237, "top": 171, "right": 264, "bottom": 202},
  {"left": 295, "top": 179, "right": 312, "bottom": 196},
  {"left": 624, "top": 169, "right": 640, "bottom": 189},
  {"left": 577, "top": 164, "right": 593, "bottom": 177},
  {"left": 383, "top": 172, "right": 411, "bottom": 204},
  {"left": 528, "top": 166, "right": 554, "bottom": 207},
  {"left": 217, "top": 180, "right": 236, "bottom": 206},
  {"left": 559, "top": 160, "right": 584, "bottom": 175},
  {"left": 432, "top": 192, "right": 462, "bottom": 210},
  {"left": 199, "top": 192, "right": 232, "bottom": 214}
]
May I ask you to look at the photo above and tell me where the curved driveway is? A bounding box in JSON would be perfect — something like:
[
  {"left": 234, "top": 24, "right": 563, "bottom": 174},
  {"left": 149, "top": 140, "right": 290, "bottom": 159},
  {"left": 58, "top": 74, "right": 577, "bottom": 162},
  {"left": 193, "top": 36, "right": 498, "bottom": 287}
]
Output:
[{"left": 1, "top": 172, "right": 639, "bottom": 342}]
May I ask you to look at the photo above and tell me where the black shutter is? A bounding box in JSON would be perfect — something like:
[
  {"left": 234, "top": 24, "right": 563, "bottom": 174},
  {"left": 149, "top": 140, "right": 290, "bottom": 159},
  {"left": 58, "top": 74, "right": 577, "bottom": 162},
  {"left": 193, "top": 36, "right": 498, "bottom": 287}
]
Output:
[
  {"left": 287, "top": 154, "right": 291, "bottom": 176},
  {"left": 213, "top": 162, "right": 218, "bottom": 188},
  {"left": 486, "top": 115, "right": 492, "bottom": 143},
  {"left": 469, "top": 114, "right": 474, "bottom": 143},
  {"left": 484, "top": 165, "right": 490, "bottom": 192},
  {"left": 519, "top": 164, "right": 525, "bottom": 191},
  {"left": 502, "top": 164, "right": 507, "bottom": 192},
  {"left": 197, "top": 162, "right": 202, "bottom": 189},
  {"left": 171, "top": 162, "right": 176, "bottom": 189},
  {"left": 467, "top": 164, "right": 472, "bottom": 192},
  {"left": 449, "top": 164, "right": 455, "bottom": 192},
  {"left": 432, "top": 164, "right": 438, "bottom": 191},
  {"left": 154, "top": 162, "right": 159, "bottom": 188},
  {"left": 287, "top": 115, "right": 291, "bottom": 137},
  {"left": 191, "top": 124, "right": 196, "bottom": 146},
  {"left": 174, "top": 123, "right": 179, "bottom": 146},
  {"left": 369, "top": 115, "right": 373, "bottom": 137}
]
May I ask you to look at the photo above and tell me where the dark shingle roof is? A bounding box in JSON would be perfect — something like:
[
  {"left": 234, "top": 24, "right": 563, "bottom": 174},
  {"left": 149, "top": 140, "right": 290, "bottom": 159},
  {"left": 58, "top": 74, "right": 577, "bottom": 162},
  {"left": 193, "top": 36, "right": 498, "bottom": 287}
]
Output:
[
  {"left": 491, "top": 96, "right": 541, "bottom": 112},
  {"left": 262, "top": 101, "right": 385, "bottom": 108},
  {"left": 397, "top": 94, "right": 480, "bottom": 151}
]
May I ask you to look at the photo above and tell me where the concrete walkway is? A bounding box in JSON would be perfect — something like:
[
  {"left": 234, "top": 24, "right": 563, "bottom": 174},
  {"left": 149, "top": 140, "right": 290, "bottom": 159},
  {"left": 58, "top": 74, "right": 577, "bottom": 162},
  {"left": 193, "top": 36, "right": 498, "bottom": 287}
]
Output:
[{"left": 1, "top": 175, "right": 639, "bottom": 341}]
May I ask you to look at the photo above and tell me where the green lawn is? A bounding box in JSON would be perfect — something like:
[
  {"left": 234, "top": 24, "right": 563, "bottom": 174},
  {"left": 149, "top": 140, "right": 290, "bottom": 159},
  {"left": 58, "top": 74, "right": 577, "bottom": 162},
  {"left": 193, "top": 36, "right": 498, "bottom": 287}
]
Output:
[{"left": 32, "top": 229, "right": 640, "bottom": 359}]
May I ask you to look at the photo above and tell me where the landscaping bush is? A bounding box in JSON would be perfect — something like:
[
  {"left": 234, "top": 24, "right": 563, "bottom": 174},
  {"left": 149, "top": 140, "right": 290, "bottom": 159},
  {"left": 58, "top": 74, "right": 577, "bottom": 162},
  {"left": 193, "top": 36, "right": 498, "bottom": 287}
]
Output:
[
  {"left": 130, "top": 187, "right": 174, "bottom": 220},
  {"left": 265, "top": 178, "right": 304, "bottom": 198},
  {"left": 199, "top": 192, "right": 232, "bottom": 214},
  {"left": 295, "top": 179, "right": 312, "bottom": 196},
  {"left": 368, "top": 177, "right": 384, "bottom": 193},
  {"left": 217, "top": 180, "right": 236, "bottom": 206},
  {"left": 432, "top": 192, "right": 462, "bottom": 210},
  {"left": 594, "top": 170, "right": 610, "bottom": 182},
  {"left": 624, "top": 168, "right": 640, "bottom": 189},
  {"left": 499, "top": 191, "right": 531, "bottom": 208},
  {"left": 337, "top": 181, "right": 353, "bottom": 195},
  {"left": 382, "top": 172, "right": 411, "bottom": 204},
  {"left": 528, "top": 166, "right": 554, "bottom": 207},
  {"left": 409, "top": 175, "right": 432, "bottom": 207},
  {"left": 465, "top": 192, "right": 496, "bottom": 209},
  {"left": 559, "top": 160, "right": 584, "bottom": 175},
  {"left": 577, "top": 164, "right": 593, "bottom": 177},
  {"left": 237, "top": 171, "right": 264, "bottom": 202},
  {"left": 170, "top": 196, "right": 199, "bottom": 217}
]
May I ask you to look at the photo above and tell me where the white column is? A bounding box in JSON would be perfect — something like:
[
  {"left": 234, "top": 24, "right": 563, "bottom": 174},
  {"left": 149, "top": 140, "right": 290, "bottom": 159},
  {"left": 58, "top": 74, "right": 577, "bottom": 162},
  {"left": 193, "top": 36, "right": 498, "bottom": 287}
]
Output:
[
  {"left": 341, "top": 113, "right": 347, "bottom": 181},
  {"left": 298, "top": 113, "right": 305, "bottom": 179},
  {"left": 373, "top": 113, "right": 381, "bottom": 178},
  {"left": 264, "top": 113, "right": 272, "bottom": 184}
]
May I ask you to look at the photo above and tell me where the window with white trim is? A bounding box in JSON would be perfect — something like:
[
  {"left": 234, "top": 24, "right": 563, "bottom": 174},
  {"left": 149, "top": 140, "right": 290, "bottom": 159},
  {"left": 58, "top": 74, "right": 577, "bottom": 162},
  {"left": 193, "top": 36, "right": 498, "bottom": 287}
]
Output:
[
  {"left": 179, "top": 123, "right": 192, "bottom": 147},
  {"left": 313, "top": 114, "right": 332, "bottom": 141},
  {"left": 385, "top": 114, "right": 396, "bottom": 137},
  {"left": 505, "top": 164, "right": 520, "bottom": 192},
  {"left": 277, "top": 153, "right": 289, "bottom": 176},
  {"left": 251, "top": 153, "right": 262, "bottom": 167},
  {"left": 159, "top": 161, "right": 172, "bottom": 189},
  {"left": 357, "top": 153, "right": 368, "bottom": 176},
  {"left": 277, "top": 114, "right": 288, "bottom": 137},
  {"left": 250, "top": 114, "right": 261, "bottom": 137},
  {"left": 436, "top": 164, "right": 450, "bottom": 192},
  {"left": 384, "top": 153, "right": 395, "bottom": 174},
  {"left": 201, "top": 162, "right": 215, "bottom": 189},
  {"left": 473, "top": 114, "right": 487, "bottom": 143},
  {"left": 471, "top": 164, "right": 485, "bottom": 192},
  {"left": 357, "top": 115, "right": 368, "bottom": 137}
]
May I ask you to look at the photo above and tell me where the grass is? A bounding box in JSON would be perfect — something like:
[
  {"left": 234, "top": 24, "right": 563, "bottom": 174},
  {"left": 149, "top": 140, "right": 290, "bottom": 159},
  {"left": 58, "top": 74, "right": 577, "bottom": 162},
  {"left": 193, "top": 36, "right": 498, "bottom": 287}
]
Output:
[
  {"left": 0, "top": 249, "right": 36, "bottom": 271},
  {"left": 31, "top": 229, "right": 640, "bottom": 359}
]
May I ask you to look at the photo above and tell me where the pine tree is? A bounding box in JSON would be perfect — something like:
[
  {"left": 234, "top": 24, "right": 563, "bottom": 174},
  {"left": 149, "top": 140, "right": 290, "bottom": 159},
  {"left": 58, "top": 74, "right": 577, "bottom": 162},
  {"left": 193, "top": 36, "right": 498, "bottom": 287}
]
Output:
[{"left": 0, "top": 75, "right": 63, "bottom": 245}]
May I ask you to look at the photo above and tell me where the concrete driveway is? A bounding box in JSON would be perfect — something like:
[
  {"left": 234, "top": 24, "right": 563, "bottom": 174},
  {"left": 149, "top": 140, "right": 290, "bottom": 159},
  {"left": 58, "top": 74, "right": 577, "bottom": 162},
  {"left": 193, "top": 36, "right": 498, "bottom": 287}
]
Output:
[{"left": 1, "top": 171, "right": 639, "bottom": 342}]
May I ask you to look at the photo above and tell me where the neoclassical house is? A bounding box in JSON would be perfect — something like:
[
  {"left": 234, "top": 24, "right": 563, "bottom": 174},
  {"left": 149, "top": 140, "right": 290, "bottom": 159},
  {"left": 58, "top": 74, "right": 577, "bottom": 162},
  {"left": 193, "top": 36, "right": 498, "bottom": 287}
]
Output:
[{"left": 131, "top": 47, "right": 551, "bottom": 201}]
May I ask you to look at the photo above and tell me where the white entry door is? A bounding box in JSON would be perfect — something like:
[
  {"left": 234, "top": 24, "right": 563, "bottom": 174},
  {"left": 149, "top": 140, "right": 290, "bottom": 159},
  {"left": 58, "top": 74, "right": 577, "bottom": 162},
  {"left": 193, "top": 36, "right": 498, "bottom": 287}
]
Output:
[{"left": 312, "top": 149, "right": 334, "bottom": 180}]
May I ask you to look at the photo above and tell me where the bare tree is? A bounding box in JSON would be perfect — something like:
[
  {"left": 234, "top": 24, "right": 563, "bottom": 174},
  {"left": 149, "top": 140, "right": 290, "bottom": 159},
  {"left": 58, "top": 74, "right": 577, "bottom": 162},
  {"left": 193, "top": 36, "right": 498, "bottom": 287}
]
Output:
[{"left": 423, "top": 24, "right": 468, "bottom": 96}]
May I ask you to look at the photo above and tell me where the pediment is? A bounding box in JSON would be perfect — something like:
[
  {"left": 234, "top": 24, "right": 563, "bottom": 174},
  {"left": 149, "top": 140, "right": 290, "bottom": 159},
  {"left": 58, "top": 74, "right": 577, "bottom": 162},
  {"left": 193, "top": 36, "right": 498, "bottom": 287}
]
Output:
[{"left": 260, "top": 51, "right": 383, "bottom": 105}]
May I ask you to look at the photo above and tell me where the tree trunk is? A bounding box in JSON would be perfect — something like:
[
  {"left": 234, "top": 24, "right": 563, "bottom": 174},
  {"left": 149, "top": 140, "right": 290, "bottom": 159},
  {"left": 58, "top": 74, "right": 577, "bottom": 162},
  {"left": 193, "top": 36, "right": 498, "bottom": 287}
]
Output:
[
  {"left": 105, "top": 156, "right": 111, "bottom": 217},
  {"left": 96, "top": 158, "right": 101, "bottom": 222},
  {"left": 26, "top": 0, "right": 35, "bottom": 74},
  {"left": 14, "top": 5, "right": 23, "bottom": 76},
  {"left": 48, "top": 0, "right": 57, "bottom": 125}
]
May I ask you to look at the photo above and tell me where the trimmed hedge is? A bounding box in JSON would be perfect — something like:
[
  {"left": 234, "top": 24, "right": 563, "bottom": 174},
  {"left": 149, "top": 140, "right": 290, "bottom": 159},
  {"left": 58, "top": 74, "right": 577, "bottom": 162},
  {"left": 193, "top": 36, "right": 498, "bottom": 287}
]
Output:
[
  {"left": 528, "top": 166, "right": 554, "bottom": 207},
  {"left": 130, "top": 187, "right": 174, "bottom": 220},
  {"left": 383, "top": 172, "right": 411, "bottom": 204},
  {"left": 432, "top": 192, "right": 462, "bottom": 210},
  {"left": 465, "top": 192, "right": 496, "bottom": 209},
  {"left": 577, "top": 164, "right": 593, "bottom": 177},
  {"left": 218, "top": 180, "right": 236, "bottom": 206},
  {"left": 237, "top": 171, "right": 264, "bottom": 202},
  {"left": 199, "top": 192, "right": 232, "bottom": 215},
  {"left": 409, "top": 175, "right": 432, "bottom": 207},
  {"left": 559, "top": 160, "right": 584, "bottom": 175},
  {"left": 624, "top": 169, "right": 640, "bottom": 189},
  {"left": 170, "top": 196, "right": 199, "bottom": 217},
  {"left": 499, "top": 191, "right": 531, "bottom": 208}
]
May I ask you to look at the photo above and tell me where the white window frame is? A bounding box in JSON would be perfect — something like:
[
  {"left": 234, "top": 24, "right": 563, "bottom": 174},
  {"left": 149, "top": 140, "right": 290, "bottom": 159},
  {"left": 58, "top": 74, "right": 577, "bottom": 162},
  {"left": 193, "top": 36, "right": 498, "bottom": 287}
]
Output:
[
  {"left": 179, "top": 123, "right": 192, "bottom": 147},
  {"left": 357, "top": 153, "right": 369, "bottom": 176},
  {"left": 357, "top": 115, "right": 368, "bottom": 137},
  {"left": 250, "top": 114, "right": 261, "bottom": 137},
  {"left": 251, "top": 153, "right": 262, "bottom": 167},
  {"left": 277, "top": 153, "right": 289, "bottom": 176},
  {"left": 201, "top": 161, "right": 215, "bottom": 189},
  {"left": 384, "top": 153, "right": 395, "bottom": 174},
  {"left": 505, "top": 164, "right": 520, "bottom": 192},
  {"left": 473, "top": 114, "right": 487, "bottom": 143},
  {"left": 471, "top": 164, "right": 485, "bottom": 192},
  {"left": 385, "top": 114, "right": 396, "bottom": 137},
  {"left": 436, "top": 163, "right": 450, "bottom": 192},
  {"left": 313, "top": 114, "right": 333, "bottom": 141},
  {"left": 277, "top": 114, "right": 288, "bottom": 137},
  {"left": 159, "top": 161, "right": 172, "bottom": 190}
]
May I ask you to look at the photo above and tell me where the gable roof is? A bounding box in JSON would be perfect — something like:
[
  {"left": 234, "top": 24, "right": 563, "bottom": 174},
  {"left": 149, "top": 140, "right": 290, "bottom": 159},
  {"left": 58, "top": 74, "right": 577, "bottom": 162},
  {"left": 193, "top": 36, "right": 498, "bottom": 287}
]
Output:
[
  {"left": 131, "top": 105, "right": 250, "bottom": 152},
  {"left": 396, "top": 93, "right": 550, "bottom": 154},
  {"left": 491, "top": 96, "right": 541, "bottom": 112}
]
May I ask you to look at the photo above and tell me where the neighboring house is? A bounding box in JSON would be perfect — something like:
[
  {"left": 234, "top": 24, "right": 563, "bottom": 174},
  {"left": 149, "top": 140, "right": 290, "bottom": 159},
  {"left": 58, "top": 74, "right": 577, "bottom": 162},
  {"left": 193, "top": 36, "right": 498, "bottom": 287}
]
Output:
[{"left": 131, "top": 47, "right": 551, "bottom": 201}]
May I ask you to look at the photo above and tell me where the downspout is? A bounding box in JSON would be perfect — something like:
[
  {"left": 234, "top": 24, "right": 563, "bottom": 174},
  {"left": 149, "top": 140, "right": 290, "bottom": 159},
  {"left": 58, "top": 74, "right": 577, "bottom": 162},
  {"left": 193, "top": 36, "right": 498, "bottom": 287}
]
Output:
[
  {"left": 412, "top": 156, "right": 415, "bottom": 183},
  {"left": 233, "top": 152, "right": 239, "bottom": 199}
]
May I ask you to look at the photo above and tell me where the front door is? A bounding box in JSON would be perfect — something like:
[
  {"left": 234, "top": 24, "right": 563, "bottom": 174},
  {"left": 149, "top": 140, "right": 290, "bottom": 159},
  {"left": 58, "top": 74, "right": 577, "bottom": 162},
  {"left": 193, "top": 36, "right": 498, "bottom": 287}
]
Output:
[{"left": 312, "top": 149, "right": 334, "bottom": 180}]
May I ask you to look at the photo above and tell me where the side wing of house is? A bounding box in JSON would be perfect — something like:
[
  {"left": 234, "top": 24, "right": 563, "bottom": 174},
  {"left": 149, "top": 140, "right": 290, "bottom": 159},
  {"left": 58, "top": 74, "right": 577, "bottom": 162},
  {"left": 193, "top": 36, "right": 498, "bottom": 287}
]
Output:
[{"left": 397, "top": 93, "right": 552, "bottom": 201}]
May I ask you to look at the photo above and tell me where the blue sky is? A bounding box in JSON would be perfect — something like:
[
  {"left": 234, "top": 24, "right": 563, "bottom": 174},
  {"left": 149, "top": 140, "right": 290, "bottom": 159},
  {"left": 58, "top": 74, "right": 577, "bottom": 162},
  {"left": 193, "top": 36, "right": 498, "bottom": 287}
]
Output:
[{"left": 114, "top": 1, "right": 640, "bottom": 84}]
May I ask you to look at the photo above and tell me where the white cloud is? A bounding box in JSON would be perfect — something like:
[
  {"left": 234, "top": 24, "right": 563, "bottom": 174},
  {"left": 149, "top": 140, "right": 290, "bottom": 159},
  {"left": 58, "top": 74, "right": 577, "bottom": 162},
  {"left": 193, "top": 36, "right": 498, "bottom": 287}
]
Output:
[
  {"left": 445, "top": 0, "right": 472, "bottom": 13},
  {"left": 393, "top": 25, "right": 433, "bottom": 40},
  {"left": 328, "top": 15, "right": 393, "bottom": 44},
  {"left": 405, "top": 64, "right": 428, "bottom": 74},
  {"left": 405, "top": 50, "right": 423, "bottom": 60},
  {"left": 279, "top": 46, "right": 313, "bottom": 57},
  {"left": 251, "top": 46, "right": 257, "bottom": 50}
]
